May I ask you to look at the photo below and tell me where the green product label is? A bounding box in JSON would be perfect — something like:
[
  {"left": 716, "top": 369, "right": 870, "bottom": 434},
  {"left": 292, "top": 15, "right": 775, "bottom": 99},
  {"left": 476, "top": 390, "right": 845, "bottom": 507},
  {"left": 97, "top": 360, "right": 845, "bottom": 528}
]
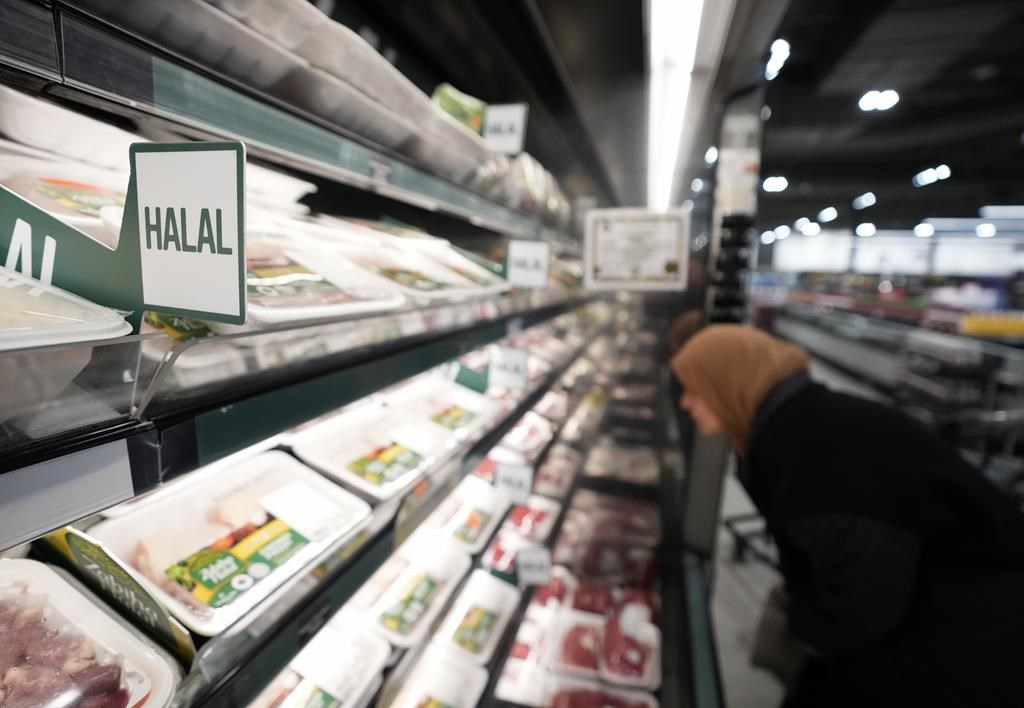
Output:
[
  {"left": 302, "top": 687, "right": 341, "bottom": 708},
  {"left": 144, "top": 311, "right": 211, "bottom": 340},
  {"left": 247, "top": 253, "right": 353, "bottom": 308},
  {"left": 453, "top": 508, "right": 492, "bottom": 544},
  {"left": 416, "top": 698, "right": 457, "bottom": 708},
  {"left": 62, "top": 531, "right": 196, "bottom": 662},
  {"left": 166, "top": 517, "right": 308, "bottom": 608},
  {"left": 379, "top": 573, "right": 439, "bottom": 635},
  {"left": 454, "top": 364, "right": 489, "bottom": 394},
  {"left": 33, "top": 177, "right": 125, "bottom": 216},
  {"left": 377, "top": 267, "right": 449, "bottom": 291},
  {"left": 452, "top": 604, "right": 497, "bottom": 654},
  {"left": 348, "top": 443, "right": 424, "bottom": 486},
  {"left": 430, "top": 405, "right": 477, "bottom": 431}
]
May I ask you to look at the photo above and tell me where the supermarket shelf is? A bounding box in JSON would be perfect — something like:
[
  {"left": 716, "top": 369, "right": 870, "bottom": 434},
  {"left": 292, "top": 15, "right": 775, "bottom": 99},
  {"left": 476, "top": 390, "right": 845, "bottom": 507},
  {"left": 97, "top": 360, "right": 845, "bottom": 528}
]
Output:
[
  {"left": 0, "top": 291, "right": 601, "bottom": 553},
  {"left": 176, "top": 318, "right": 600, "bottom": 707},
  {"left": 0, "top": 0, "right": 569, "bottom": 243}
]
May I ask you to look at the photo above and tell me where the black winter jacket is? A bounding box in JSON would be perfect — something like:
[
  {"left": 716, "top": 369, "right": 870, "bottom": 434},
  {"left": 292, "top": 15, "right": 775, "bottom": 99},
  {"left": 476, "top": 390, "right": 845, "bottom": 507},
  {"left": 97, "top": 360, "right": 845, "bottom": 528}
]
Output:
[{"left": 744, "top": 374, "right": 1024, "bottom": 708}]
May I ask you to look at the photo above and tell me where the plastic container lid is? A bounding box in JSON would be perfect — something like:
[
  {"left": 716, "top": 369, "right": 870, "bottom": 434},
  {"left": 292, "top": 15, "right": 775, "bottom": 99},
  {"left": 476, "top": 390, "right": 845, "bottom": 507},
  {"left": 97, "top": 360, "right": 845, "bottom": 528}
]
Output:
[
  {"left": 0, "top": 266, "right": 131, "bottom": 351},
  {"left": 291, "top": 399, "right": 449, "bottom": 502},
  {"left": 381, "top": 373, "right": 501, "bottom": 445},
  {"left": 0, "top": 558, "right": 179, "bottom": 707},
  {"left": 368, "top": 534, "right": 471, "bottom": 649},
  {"left": 250, "top": 624, "right": 389, "bottom": 708},
  {"left": 89, "top": 451, "right": 372, "bottom": 636},
  {"left": 390, "top": 647, "right": 488, "bottom": 708},
  {"left": 433, "top": 570, "right": 520, "bottom": 665},
  {"left": 436, "top": 474, "right": 511, "bottom": 555}
]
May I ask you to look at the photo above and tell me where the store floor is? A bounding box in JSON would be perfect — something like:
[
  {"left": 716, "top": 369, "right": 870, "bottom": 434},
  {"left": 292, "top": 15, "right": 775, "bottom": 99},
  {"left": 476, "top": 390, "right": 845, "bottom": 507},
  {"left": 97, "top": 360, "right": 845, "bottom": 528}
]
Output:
[{"left": 710, "top": 358, "right": 885, "bottom": 707}]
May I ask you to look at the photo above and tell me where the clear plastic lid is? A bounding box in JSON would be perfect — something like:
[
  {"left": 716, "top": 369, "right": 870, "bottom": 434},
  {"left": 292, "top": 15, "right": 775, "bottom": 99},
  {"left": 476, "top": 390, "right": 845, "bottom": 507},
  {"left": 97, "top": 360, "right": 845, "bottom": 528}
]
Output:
[
  {"left": 0, "top": 558, "right": 179, "bottom": 707},
  {"left": 0, "top": 266, "right": 131, "bottom": 351},
  {"left": 390, "top": 647, "right": 488, "bottom": 708},
  {"left": 432, "top": 569, "right": 521, "bottom": 665}
]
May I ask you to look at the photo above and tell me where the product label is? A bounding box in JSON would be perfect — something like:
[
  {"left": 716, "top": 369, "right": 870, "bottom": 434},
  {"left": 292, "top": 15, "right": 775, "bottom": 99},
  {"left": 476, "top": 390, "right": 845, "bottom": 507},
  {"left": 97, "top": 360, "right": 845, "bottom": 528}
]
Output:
[
  {"left": 517, "top": 547, "right": 553, "bottom": 586},
  {"left": 247, "top": 251, "right": 352, "bottom": 308},
  {"left": 43, "top": 528, "right": 197, "bottom": 663},
  {"left": 288, "top": 626, "right": 365, "bottom": 706},
  {"left": 431, "top": 405, "right": 477, "bottom": 431},
  {"left": 277, "top": 682, "right": 341, "bottom": 708},
  {"left": 416, "top": 699, "right": 456, "bottom": 708},
  {"left": 452, "top": 507, "right": 493, "bottom": 544},
  {"left": 33, "top": 177, "right": 125, "bottom": 216},
  {"left": 452, "top": 604, "right": 498, "bottom": 654},
  {"left": 348, "top": 442, "right": 424, "bottom": 486},
  {"left": 379, "top": 573, "right": 440, "bottom": 635},
  {"left": 144, "top": 311, "right": 211, "bottom": 340},
  {"left": 166, "top": 516, "right": 309, "bottom": 608},
  {"left": 495, "top": 463, "right": 533, "bottom": 504},
  {"left": 483, "top": 103, "right": 529, "bottom": 155},
  {"left": 377, "top": 267, "right": 449, "bottom": 291},
  {"left": 505, "top": 239, "right": 550, "bottom": 289},
  {"left": 489, "top": 347, "right": 529, "bottom": 390}
]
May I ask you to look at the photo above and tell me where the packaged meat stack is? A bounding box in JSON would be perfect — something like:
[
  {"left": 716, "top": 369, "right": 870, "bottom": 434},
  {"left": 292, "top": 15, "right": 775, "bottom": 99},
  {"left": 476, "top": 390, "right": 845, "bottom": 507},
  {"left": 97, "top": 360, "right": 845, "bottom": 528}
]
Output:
[
  {"left": 533, "top": 445, "right": 583, "bottom": 500},
  {"left": 549, "top": 610, "right": 604, "bottom": 680},
  {"left": 389, "top": 647, "right": 487, "bottom": 708},
  {"left": 433, "top": 570, "right": 520, "bottom": 664},
  {"left": 560, "top": 389, "right": 608, "bottom": 445},
  {"left": 480, "top": 528, "right": 540, "bottom": 584},
  {"left": 504, "top": 495, "right": 561, "bottom": 544},
  {"left": 533, "top": 566, "right": 578, "bottom": 610},
  {"left": 291, "top": 398, "right": 450, "bottom": 502},
  {"left": 493, "top": 411, "right": 557, "bottom": 467},
  {"left": 533, "top": 387, "right": 571, "bottom": 423},
  {"left": 250, "top": 625, "right": 388, "bottom": 708},
  {"left": 583, "top": 438, "right": 661, "bottom": 487},
  {"left": 88, "top": 451, "right": 372, "bottom": 636},
  {"left": 0, "top": 559, "right": 180, "bottom": 707},
  {"left": 544, "top": 677, "right": 658, "bottom": 708},
  {"left": 368, "top": 534, "right": 471, "bottom": 650},
  {"left": 548, "top": 607, "right": 661, "bottom": 691},
  {"left": 609, "top": 383, "right": 658, "bottom": 406}
]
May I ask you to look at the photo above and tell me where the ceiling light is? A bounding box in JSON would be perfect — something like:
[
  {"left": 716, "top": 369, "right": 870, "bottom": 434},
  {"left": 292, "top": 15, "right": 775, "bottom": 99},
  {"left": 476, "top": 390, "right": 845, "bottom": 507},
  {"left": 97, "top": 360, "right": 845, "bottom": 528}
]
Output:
[
  {"left": 760, "top": 105, "right": 773, "bottom": 121},
  {"left": 913, "top": 223, "right": 934, "bottom": 238},
  {"left": 774, "top": 225, "right": 791, "bottom": 239},
  {"left": 935, "top": 164, "right": 951, "bottom": 180},
  {"left": 817, "top": 206, "right": 838, "bottom": 223},
  {"left": 704, "top": 146, "right": 719, "bottom": 165},
  {"left": 765, "top": 38, "right": 791, "bottom": 81},
  {"left": 852, "top": 192, "right": 876, "bottom": 210},
  {"left": 762, "top": 176, "right": 789, "bottom": 192},
  {"left": 647, "top": 0, "right": 706, "bottom": 210},
  {"left": 760, "top": 230, "right": 776, "bottom": 245},
  {"left": 801, "top": 221, "right": 821, "bottom": 236},
  {"left": 856, "top": 222, "right": 876, "bottom": 237},
  {"left": 912, "top": 164, "right": 951, "bottom": 187},
  {"left": 794, "top": 217, "right": 810, "bottom": 230},
  {"left": 858, "top": 89, "right": 900, "bottom": 111},
  {"left": 976, "top": 223, "right": 997, "bottom": 238},
  {"left": 691, "top": 178, "right": 704, "bottom": 193}
]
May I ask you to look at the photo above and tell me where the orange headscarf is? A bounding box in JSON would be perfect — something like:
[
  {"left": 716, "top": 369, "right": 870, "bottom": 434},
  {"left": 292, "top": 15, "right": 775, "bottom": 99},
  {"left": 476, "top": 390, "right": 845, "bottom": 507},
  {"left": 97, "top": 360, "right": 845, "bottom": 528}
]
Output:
[{"left": 671, "top": 325, "right": 810, "bottom": 451}]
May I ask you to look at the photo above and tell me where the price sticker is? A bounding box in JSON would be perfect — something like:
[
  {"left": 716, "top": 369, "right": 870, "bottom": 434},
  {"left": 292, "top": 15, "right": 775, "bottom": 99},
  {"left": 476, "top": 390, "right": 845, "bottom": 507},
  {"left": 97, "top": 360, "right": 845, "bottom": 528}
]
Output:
[
  {"left": 517, "top": 547, "right": 552, "bottom": 586},
  {"left": 506, "top": 240, "right": 550, "bottom": 289},
  {"left": 494, "top": 463, "right": 533, "bottom": 504},
  {"left": 489, "top": 346, "right": 529, "bottom": 390}
]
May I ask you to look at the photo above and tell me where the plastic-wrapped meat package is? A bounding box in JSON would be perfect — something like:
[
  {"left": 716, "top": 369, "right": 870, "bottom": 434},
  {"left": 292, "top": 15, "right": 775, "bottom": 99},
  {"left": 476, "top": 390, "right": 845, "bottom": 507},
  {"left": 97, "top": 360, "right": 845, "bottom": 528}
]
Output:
[
  {"left": 617, "top": 589, "right": 662, "bottom": 625},
  {"left": 546, "top": 677, "right": 658, "bottom": 708},
  {"left": 507, "top": 604, "right": 554, "bottom": 662},
  {"left": 583, "top": 439, "right": 660, "bottom": 487},
  {"left": 533, "top": 445, "right": 582, "bottom": 500},
  {"left": 481, "top": 529, "right": 537, "bottom": 581},
  {"left": 497, "top": 412, "right": 556, "bottom": 466},
  {"left": 533, "top": 388, "right": 570, "bottom": 422},
  {"left": 579, "top": 543, "right": 657, "bottom": 588},
  {"left": 601, "top": 606, "right": 661, "bottom": 689},
  {"left": 550, "top": 610, "right": 603, "bottom": 679},
  {"left": 533, "top": 566, "right": 576, "bottom": 609},
  {"left": 505, "top": 496, "right": 561, "bottom": 543},
  {"left": 0, "top": 560, "right": 178, "bottom": 707},
  {"left": 570, "top": 582, "right": 615, "bottom": 616},
  {"left": 570, "top": 491, "right": 661, "bottom": 547},
  {"left": 473, "top": 456, "right": 497, "bottom": 483}
]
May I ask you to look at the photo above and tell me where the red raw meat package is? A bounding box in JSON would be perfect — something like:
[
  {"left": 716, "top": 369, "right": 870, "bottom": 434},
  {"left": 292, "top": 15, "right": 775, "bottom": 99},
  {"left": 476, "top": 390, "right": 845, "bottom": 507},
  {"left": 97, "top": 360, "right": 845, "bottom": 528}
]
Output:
[
  {"left": 561, "top": 624, "right": 600, "bottom": 671},
  {"left": 617, "top": 589, "right": 661, "bottom": 624},
  {"left": 603, "top": 615, "right": 650, "bottom": 680},
  {"left": 508, "top": 505, "right": 549, "bottom": 537},
  {"left": 535, "top": 574, "right": 569, "bottom": 608},
  {"left": 571, "top": 582, "right": 615, "bottom": 616},
  {"left": 548, "top": 688, "right": 652, "bottom": 708}
]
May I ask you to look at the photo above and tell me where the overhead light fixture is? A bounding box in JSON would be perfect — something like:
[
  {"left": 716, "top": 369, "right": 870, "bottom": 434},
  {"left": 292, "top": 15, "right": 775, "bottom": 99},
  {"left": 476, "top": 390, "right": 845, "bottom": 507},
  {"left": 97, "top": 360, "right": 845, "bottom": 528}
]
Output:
[
  {"left": 980, "top": 205, "right": 1024, "bottom": 219},
  {"left": 774, "top": 225, "right": 791, "bottom": 240},
  {"left": 762, "top": 176, "right": 789, "bottom": 192},
  {"left": 912, "top": 164, "right": 951, "bottom": 187},
  {"left": 647, "top": 0, "right": 706, "bottom": 210},
  {"left": 913, "top": 223, "right": 935, "bottom": 238},
  {"left": 691, "top": 178, "right": 704, "bottom": 193},
  {"left": 765, "top": 38, "right": 791, "bottom": 81},
  {"left": 817, "top": 206, "right": 838, "bottom": 223},
  {"left": 794, "top": 217, "right": 810, "bottom": 230},
  {"left": 760, "top": 105, "right": 773, "bottom": 121},
  {"left": 976, "top": 223, "right": 997, "bottom": 238},
  {"left": 858, "top": 89, "right": 900, "bottom": 111},
  {"left": 856, "top": 222, "right": 876, "bottom": 237},
  {"left": 801, "top": 221, "right": 821, "bottom": 236},
  {"left": 852, "top": 191, "right": 876, "bottom": 210},
  {"left": 704, "top": 146, "right": 719, "bottom": 165},
  {"left": 760, "top": 230, "right": 777, "bottom": 245}
]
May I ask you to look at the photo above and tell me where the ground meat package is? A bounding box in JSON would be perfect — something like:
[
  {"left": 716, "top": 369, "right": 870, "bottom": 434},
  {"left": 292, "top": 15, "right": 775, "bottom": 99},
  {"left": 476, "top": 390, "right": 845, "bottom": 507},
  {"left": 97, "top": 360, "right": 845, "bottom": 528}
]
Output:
[
  {"left": 495, "top": 411, "right": 557, "bottom": 466},
  {"left": 250, "top": 625, "right": 388, "bottom": 708},
  {"left": 88, "top": 451, "right": 372, "bottom": 636},
  {"left": 0, "top": 559, "right": 180, "bottom": 707},
  {"left": 583, "top": 439, "right": 660, "bottom": 487},
  {"left": 505, "top": 495, "right": 562, "bottom": 544},
  {"left": 533, "top": 566, "right": 578, "bottom": 610},
  {"left": 481, "top": 528, "right": 540, "bottom": 582},
  {"left": 548, "top": 608, "right": 661, "bottom": 691},
  {"left": 433, "top": 570, "right": 520, "bottom": 664},
  {"left": 390, "top": 647, "right": 487, "bottom": 708},
  {"left": 544, "top": 676, "right": 658, "bottom": 708},
  {"left": 533, "top": 388, "right": 571, "bottom": 422},
  {"left": 533, "top": 444, "right": 583, "bottom": 500},
  {"left": 549, "top": 610, "right": 604, "bottom": 680}
]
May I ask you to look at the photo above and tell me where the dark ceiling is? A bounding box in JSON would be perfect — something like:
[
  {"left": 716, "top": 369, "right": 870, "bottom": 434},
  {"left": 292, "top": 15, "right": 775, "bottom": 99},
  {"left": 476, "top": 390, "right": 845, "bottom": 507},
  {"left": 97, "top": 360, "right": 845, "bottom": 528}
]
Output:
[
  {"left": 335, "top": 0, "right": 647, "bottom": 207},
  {"left": 759, "top": 0, "right": 1024, "bottom": 232}
]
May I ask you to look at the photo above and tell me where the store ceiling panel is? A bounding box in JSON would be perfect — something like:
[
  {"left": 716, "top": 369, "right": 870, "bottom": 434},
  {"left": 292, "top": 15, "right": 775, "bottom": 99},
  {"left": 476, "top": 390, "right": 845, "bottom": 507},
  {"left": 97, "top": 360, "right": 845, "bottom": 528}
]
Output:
[{"left": 759, "top": 0, "right": 1024, "bottom": 233}]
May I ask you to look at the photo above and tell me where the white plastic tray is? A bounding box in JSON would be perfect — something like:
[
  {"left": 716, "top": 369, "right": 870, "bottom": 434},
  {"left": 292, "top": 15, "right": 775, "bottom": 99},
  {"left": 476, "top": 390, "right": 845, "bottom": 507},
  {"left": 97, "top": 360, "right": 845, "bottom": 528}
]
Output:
[
  {"left": 437, "top": 475, "right": 511, "bottom": 555},
  {"left": 432, "top": 569, "right": 521, "bottom": 665},
  {"left": 390, "top": 646, "right": 488, "bottom": 708}
]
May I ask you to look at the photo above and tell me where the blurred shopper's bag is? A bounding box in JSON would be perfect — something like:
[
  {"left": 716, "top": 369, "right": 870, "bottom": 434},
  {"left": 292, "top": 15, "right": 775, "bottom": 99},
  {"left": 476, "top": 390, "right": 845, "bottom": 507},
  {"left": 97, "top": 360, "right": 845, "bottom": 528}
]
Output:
[{"left": 751, "top": 584, "right": 810, "bottom": 687}]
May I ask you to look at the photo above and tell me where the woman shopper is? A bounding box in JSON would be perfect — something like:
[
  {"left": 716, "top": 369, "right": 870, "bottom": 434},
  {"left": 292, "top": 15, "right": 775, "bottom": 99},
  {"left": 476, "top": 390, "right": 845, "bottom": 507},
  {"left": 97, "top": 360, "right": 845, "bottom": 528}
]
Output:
[{"left": 671, "top": 324, "right": 1024, "bottom": 708}]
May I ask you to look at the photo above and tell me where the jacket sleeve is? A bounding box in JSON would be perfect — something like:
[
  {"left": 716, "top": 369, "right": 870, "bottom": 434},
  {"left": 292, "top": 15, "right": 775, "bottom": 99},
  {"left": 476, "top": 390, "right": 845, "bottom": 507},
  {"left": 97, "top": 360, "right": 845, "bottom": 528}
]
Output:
[{"left": 783, "top": 514, "right": 920, "bottom": 657}]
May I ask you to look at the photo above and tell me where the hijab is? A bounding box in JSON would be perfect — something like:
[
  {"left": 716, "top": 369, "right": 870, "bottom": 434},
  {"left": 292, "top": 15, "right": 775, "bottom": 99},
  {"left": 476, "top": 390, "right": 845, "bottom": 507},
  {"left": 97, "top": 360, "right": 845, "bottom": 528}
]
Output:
[{"left": 671, "top": 324, "right": 810, "bottom": 451}]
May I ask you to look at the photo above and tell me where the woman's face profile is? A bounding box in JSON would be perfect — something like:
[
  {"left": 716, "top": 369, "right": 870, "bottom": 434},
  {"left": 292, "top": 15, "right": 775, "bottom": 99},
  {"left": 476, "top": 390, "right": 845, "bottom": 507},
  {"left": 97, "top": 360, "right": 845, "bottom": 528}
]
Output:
[{"left": 680, "top": 391, "right": 723, "bottom": 435}]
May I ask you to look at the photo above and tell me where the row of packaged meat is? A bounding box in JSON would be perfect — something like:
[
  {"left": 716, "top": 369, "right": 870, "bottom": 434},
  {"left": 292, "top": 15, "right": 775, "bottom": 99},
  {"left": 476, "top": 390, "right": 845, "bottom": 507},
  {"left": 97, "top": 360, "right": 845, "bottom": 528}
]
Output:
[
  {"left": 49, "top": 0, "right": 571, "bottom": 225},
  {"left": 0, "top": 314, "right": 610, "bottom": 708}
]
